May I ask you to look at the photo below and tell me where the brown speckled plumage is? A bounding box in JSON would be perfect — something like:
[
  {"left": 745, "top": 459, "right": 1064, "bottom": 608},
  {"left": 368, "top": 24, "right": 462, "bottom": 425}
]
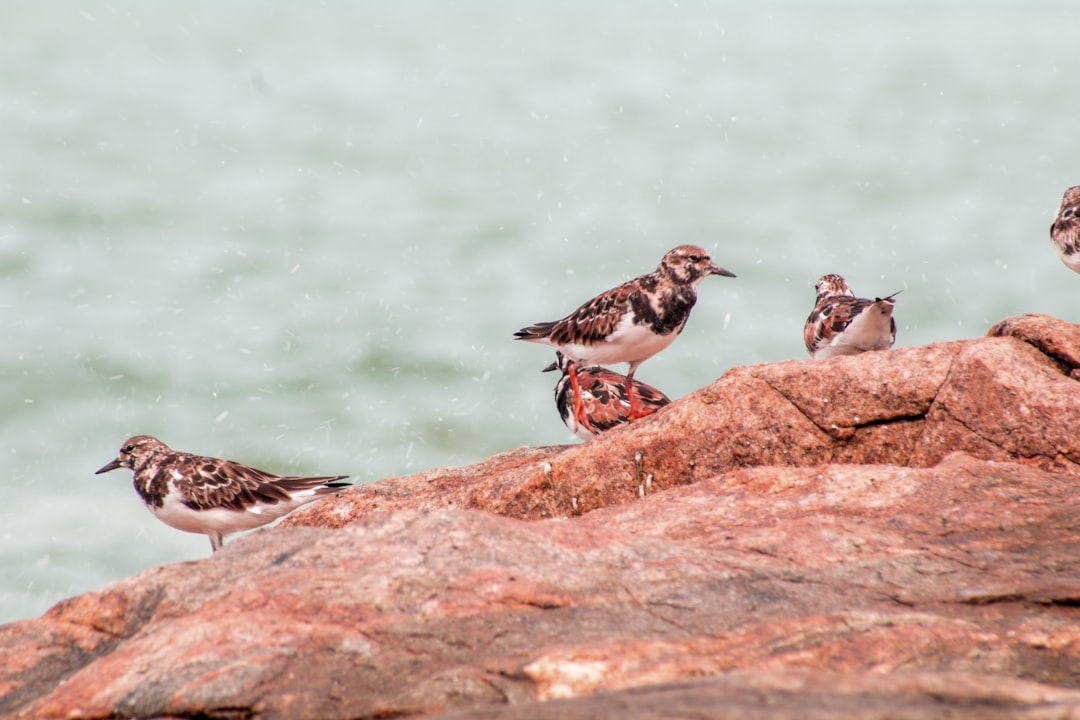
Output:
[
  {"left": 514, "top": 245, "right": 733, "bottom": 425},
  {"left": 514, "top": 245, "right": 734, "bottom": 364},
  {"left": 544, "top": 352, "right": 671, "bottom": 440},
  {"left": 1051, "top": 186, "right": 1080, "bottom": 274},
  {"left": 96, "top": 435, "right": 349, "bottom": 552},
  {"left": 804, "top": 274, "right": 898, "bottom": 359}
]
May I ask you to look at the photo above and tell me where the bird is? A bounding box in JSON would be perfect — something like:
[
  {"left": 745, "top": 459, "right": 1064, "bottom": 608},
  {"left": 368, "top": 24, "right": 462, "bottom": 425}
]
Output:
[
  {"left": 1050, "top": 186, "right": 1080, "bottom": 274},
  {"left": 543, "top": 351, "right": 671, "bottom": 440},
  {"left": 514, "top": 244, "right": 734, "bottom": 431},
  {"left": 804, "top": 274, "right": 899, "bottom": 359},
  {"left": 95, "top": 435, "right": 350, "bottom": 552}
]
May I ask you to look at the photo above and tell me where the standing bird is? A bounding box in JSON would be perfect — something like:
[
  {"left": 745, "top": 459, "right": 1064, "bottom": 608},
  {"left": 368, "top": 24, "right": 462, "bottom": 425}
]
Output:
[
  {"left": 543, "top": 351, "right": 671, "bottom": 440},
  {"left": 514, "top": 245, "right": 734, "bottom": 432},
  {"left": 804, "top": 274, "right": 899, "bottom": 359},
  {"left": 1050, "top": 186, "right": 1080, "bottom": 274},
  {"left": 95, "top": 435, "right": 350, "bottom": 552}
]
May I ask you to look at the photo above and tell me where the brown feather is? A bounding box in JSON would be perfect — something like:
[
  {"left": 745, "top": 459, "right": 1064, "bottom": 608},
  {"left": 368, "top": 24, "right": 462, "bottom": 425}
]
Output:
[
  {"left": 1051, "top": 186, "right": 1080, "bottom": 268},
  {"left": 548, "top": 353, "right": 671, "bottom": 438},
  {"left": 546, "top": 282, "right": 641, "bottom": 346},
  {"left": 514, "top": 245, "right": 734, "bottom": 365},
  {"left": 804, "top": 274, "right": 897, "bottom": 357},
  {"left": 97, "top": 434, "right": 347, "bottom": 512}
]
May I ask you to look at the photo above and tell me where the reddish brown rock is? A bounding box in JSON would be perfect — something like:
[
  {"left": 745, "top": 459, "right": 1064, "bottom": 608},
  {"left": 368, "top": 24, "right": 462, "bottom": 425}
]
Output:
[
  {"left": 988, "top": 312, "right": 1080, "bottom": 371},
  {"left": 2, "top": 315, "right": 1079, "bottom": 719},
  {"left": 438, "top": 672, "right": 1080, "bottom": 720},
  {"left": 3, "top": 452, "right": 1079, "bottom": 718}
]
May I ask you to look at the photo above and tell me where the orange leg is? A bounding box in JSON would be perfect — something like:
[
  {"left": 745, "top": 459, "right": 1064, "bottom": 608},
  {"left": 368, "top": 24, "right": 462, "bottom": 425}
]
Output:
[
  {"left": 625, "top": 371, "right": 656, "bottom": 421},
  {"left": 567, "top": 361, "right": 598, "bottom": 434}
]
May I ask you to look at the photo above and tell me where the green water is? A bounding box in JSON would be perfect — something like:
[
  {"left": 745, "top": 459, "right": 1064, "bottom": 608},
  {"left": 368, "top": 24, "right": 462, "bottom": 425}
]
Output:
[{"left": 1, "top": 1, "right": 1077, "bottom": 622}]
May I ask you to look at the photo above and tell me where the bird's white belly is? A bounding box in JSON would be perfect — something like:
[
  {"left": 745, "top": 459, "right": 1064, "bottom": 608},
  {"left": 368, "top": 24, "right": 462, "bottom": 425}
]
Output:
[
  {"left": 565, "top": 314, "right": 677, "bottom": 368},
  {"left": 1057, "top": 246, "right": 1080, "bottom": 273},
  {"left": 150, "top": 487, "right": 320, "bottom": 537},
  {"left": 817, "top": 301, "right": 895, "bottom": 358}
]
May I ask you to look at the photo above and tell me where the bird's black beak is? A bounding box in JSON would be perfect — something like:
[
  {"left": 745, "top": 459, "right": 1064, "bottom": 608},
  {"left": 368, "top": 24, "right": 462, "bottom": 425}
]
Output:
[
  {"left": 879, "top": 289, "right": 903, "bottom": 302},
  {"left": 710, "top": 264, "right": 736, "bottom": 278},
  {"left": 95, "top": 458, "right": 122, "bottom": 475},
  {"left": 542, "top": 361, "right": 558, "bottom": 373}
]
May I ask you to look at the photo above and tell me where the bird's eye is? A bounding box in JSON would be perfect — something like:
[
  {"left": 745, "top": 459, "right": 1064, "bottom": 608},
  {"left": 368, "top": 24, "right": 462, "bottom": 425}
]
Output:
[
  {"left": 124, "top": 445, "right": 135, "bottom": 453},
  {"left": 688, "top": 254, "right": 701, "bottom": 262}
]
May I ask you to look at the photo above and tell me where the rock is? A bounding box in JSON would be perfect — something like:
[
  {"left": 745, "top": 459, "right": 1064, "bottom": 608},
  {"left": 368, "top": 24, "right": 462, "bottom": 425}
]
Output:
[
  {"left": 988, "top": 313, "right": 1080, "bottom": 371},
  {"left": 2, "top": 315, "right": 1079, "bottom": 719},
  {"left": 4, "top": 454, "right": 1079, "bottom": 718},
  {"left": 436, "top": 672, "right": 1080, "bottom": 720}
]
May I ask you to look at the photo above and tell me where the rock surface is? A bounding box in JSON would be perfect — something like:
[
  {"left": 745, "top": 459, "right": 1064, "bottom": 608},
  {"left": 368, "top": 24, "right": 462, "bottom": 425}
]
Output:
[{"left": 1, "top": 314, "right": 1078, "bottom": 719}]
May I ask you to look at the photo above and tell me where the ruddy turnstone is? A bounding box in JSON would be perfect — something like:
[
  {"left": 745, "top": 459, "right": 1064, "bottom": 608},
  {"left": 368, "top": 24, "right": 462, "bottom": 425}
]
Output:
[
  {"left": 1050, "top": 186, "right": 1080, "bottom": 274},
  {"left": 514, "top": 245, "right": 734, "bottom": 429},
  {"left": 95, "top": 435, "right": 349, "bottom": 552},
  {"left": 543, "top": 351, "right": 671, "bottom": 440},
  {"left": 804, "top": 274, "right": 898, "bottom": 359}
]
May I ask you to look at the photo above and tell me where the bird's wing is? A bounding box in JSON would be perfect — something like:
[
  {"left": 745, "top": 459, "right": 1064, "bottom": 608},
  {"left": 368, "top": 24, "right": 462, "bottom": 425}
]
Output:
[
  {"left": 537, "top": 281, "right": 641, "bottom": 349},
  {"left": 176, "top": 457, "right": 291, "bottom": 511},
  {"left": 804, "top": 295, "right": 876, "bottom": 355}
]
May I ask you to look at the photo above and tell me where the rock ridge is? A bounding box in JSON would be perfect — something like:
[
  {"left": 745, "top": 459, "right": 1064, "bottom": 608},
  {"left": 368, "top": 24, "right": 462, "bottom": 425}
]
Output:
[{"left": 291, "top": 313, "right": 1080, "bottom": 528}]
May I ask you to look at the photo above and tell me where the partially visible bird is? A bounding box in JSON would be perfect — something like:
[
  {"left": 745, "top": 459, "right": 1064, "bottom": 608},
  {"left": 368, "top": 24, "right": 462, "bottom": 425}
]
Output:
[
  {"left": 1050, "top": 186, "right": 1080, "bottom": 274},
  {"left": 515, "top": 244, "right": 734, "bottom": 430},
  {"left": 95, "top": 435, "right": 349, "bottom": 552},
  {"left": 804, "top": 274, "right": 899, "bottom": 359},
  {"left": 543, "top": 351, "right": 671, "bottom": 440}
]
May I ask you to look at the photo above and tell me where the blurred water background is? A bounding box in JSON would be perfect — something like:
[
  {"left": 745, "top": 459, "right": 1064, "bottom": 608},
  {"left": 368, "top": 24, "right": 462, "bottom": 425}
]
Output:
[{"left": 1, "top": 1, "right": 1077, "bottom": 622}]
